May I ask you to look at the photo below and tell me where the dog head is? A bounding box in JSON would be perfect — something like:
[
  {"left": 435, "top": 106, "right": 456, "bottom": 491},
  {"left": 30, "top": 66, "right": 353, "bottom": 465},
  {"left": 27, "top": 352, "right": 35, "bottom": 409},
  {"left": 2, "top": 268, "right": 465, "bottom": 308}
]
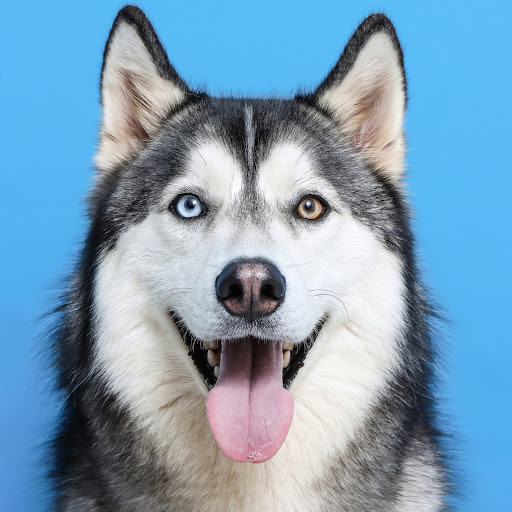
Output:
[{"left": 90, "top": 6, "right": 408, "bottom": 464}]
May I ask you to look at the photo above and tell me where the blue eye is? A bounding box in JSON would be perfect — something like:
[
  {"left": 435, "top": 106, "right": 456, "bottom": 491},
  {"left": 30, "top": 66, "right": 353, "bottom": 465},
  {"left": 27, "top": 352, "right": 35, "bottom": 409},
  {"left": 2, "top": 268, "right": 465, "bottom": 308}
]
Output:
[{"left": 173, "top": 194, "right": 205, "bottom": 218}]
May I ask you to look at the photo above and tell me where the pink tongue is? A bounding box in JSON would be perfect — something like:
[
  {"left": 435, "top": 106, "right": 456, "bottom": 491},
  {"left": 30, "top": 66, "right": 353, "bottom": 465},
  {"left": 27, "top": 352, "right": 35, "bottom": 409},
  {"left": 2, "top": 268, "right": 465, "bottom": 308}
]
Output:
[{"left": 206, "top": 339, "right": 294, "bottom": 463}]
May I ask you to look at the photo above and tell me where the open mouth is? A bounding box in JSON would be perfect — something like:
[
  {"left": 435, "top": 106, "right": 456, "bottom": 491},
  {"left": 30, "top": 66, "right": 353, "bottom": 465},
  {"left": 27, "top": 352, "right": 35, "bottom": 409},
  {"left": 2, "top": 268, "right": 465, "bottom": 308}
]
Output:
[
  {"left": 169, "top": 313, "right": 324, "bottom": 463},
  {"left": 170, "top": 313, "right": 324, "bottom": 391}
]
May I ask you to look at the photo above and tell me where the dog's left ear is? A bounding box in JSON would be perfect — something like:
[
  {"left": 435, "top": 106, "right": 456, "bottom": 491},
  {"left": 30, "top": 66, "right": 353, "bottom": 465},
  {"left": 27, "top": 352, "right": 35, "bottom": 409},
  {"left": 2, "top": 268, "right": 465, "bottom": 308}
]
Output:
[
  {"left": 311, "top": 14, "right": 406, "bottom": 183},
  {"left": 96, "top": 6, "right": 190, "bottom": 172}
]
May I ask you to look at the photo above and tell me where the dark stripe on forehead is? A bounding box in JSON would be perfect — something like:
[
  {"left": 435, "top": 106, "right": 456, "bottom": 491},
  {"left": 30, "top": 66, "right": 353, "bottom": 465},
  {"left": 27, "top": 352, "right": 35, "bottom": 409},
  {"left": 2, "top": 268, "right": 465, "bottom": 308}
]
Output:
[
  {"left": 206, "top": 100, "right": 271, "bottom": 219},
  {"left": 209, "top": 98, "right": 294, "bottom": 181}
]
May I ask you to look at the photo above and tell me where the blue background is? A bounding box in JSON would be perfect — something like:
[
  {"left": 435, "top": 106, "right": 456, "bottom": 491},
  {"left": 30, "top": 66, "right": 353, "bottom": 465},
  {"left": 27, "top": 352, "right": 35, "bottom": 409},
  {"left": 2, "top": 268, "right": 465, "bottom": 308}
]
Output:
[{"left": 1, "top": 1, "right": 510, "bottom": 510}]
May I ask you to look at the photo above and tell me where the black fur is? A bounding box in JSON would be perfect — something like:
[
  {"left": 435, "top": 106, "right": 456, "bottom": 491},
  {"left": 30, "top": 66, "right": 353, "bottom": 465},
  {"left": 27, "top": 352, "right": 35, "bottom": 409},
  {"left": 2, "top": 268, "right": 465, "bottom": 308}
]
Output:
[
  {"left": 309, "top": 13, "right": 407, "bottom": 106},
  {"left": 50, "top": 6, "right": 449, "bottom": 510},
  {"left": 101, "top": 6, "right": 190, "bottom": 97}
]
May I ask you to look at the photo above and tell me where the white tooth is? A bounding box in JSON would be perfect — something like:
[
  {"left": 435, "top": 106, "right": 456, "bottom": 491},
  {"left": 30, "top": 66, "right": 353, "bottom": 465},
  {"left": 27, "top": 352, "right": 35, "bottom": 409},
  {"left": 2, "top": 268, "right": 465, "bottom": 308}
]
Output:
[
  {"left": 204, "top": 340, "right": 219, "bottom": 350},
  {"left": 207, "top": 349, "right": 220, "bottom": 367},
  {"left": 283, "top": 342, "right": 293, "bottom": 351},
  {"left": 214, "top": 366, "right": 220, "bottom": 378},
  {"left": 283, "top": 350, "right": 291, "bottom": 368}
]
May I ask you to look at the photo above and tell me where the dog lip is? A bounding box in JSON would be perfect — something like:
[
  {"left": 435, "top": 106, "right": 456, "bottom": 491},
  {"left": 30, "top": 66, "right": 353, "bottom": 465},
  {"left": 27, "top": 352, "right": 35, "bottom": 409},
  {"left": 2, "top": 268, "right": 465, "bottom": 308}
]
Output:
[{"left": 168, "top": 312, "right": 326, "bottom": 390}]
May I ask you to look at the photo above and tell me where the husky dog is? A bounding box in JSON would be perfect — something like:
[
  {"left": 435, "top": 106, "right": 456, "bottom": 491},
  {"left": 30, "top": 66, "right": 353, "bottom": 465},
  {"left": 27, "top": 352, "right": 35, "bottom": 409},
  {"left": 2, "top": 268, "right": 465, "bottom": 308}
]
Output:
[{"left": 52, "top": 5, "right": 448, "bottom": 511}]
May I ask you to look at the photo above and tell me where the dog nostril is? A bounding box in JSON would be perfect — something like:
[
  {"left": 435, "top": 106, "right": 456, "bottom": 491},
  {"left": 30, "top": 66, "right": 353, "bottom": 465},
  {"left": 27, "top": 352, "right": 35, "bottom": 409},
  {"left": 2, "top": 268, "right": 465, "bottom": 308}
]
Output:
[
  {"left": 216, "top": 264, "right": 242, "bottom": 301},
  {"left": 261, "top": 269, "right": 286, "bottom": 300},
  {"left": 261, "top": 283, "right": 279, "bottom": 300},
  {"left": 227, "top": 282, "right": 243, "bottom": 299}
]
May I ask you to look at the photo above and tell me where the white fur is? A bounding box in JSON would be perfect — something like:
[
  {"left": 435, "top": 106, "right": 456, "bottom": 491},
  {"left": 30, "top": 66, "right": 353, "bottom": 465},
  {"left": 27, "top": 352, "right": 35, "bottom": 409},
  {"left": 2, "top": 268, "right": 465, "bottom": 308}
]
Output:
[
  {"left": 91, "top": 141, "right": 424, "bottom": 509},
  {"left": 318, "top": 32, "right": 406, "bottom": 182},
  {"left": 97, "top": 22, "right": 186, "bottom": 172},
  {"left": 256, "top": 142, "right": 340, "bottom": 212},
  {"left": 393, "top": 439, "right": 445, "bottom": 511}
]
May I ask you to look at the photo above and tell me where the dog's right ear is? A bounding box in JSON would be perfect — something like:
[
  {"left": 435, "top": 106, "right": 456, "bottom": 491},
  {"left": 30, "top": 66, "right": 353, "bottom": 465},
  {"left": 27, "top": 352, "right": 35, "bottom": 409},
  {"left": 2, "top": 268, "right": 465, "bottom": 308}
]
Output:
[{"left": 96, "top": 6, "right": 190, "bottom": 172}]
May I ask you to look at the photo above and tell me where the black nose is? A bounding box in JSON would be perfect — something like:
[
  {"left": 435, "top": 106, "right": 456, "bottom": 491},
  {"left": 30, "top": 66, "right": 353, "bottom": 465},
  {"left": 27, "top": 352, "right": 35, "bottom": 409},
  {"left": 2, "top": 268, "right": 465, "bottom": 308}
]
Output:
[{"left": 215, "top": 259, "right": 286, "bottom": 322}]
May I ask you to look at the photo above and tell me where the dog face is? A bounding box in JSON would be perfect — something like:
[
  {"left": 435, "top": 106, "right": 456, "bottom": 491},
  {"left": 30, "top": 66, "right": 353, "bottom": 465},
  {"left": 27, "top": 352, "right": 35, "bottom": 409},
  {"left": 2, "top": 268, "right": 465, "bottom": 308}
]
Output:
[{"left": 90, "top": 7, "right": 408, "bottom": 464}]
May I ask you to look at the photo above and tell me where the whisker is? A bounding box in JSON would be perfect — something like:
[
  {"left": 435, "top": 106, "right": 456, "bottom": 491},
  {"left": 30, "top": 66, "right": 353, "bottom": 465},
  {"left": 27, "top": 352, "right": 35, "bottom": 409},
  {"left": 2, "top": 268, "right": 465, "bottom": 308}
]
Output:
[
  {"left": 292, "top": 175, "right": 318, "bottom": 188},
  {"left": 308, "top": 289, "right": 349, "bottom": 318},
  {"left": 293, "top": 149, "right": 309, "bottom": 169}
]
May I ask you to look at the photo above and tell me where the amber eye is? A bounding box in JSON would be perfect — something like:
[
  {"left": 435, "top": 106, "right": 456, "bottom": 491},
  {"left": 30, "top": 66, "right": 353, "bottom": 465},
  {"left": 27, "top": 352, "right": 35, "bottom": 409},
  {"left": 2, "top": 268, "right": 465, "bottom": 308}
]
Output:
[{"left": 296, "top": 196, "right": 327, "bottom": 220}]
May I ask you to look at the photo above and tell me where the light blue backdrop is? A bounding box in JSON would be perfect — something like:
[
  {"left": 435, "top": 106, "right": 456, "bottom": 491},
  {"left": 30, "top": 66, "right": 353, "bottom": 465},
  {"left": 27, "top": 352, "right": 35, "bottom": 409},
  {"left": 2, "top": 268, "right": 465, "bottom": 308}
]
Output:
[{"left": 1, "top": 1, "right": 510, "bottom": 510}]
